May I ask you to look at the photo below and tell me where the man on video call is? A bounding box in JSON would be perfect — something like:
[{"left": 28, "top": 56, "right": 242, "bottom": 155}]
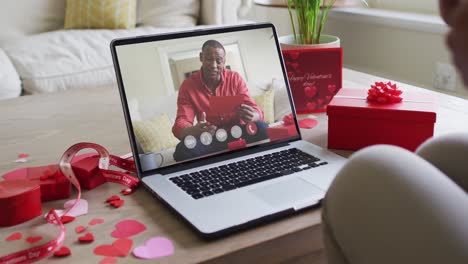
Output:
[{"left": 172, "top": 40, "right": 269, "bottom": 162}]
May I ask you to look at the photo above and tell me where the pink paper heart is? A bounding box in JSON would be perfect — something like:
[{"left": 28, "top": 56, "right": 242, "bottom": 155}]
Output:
[
  {"left": 63, "top": 199, "right": 88, "bottom": 217},
  {"left": 133, "top": 237, "right": 174, "bottom": 259},
  {"left": 304, "top": 86, "right": 317, "bottom": 98},
  {"left": 111, "top": 219, "right": 147, "bottom": 238}
]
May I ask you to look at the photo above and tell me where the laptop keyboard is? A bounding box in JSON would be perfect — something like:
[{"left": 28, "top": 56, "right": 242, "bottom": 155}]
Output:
[{"left": 169, "top": 148, "right": 328, "bottom": 200}]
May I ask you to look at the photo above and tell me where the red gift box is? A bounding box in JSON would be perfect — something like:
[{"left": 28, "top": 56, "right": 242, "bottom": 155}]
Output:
[
  {"left": 71, "top": 155, "right": 107, "bottom": 190},
  {"left": 327, "top": 89, "right": 437, "bottom": 151},
  {"left": 0, "top": 179, "right": 42, "bottom": 226},
  {"left": 267, "top": 124, "right": 299, "bottom": 142},
  {"left": 2, "top": 165, "right": 71, "bottom": 201},
  {"left": 283, "top": 48, "right": 342, "bottom": 113}
]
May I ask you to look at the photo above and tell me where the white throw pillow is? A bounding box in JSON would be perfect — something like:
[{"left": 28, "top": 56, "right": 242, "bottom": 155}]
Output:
[
  {"left": 2, "top": 26, "right": 202, "bottom": 94},
  {"left": 0, "top": 0, "right": 65, "bottom": 46},
  {"left": 0, "top": 48, "right": 21, "bottom": 100},
  {"left": 137, "top": 0, "right": 200, "bottom": 28}
]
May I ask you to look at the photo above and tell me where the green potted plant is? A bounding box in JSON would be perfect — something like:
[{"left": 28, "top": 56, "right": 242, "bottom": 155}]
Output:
[{"left": 280, "top": 0, "right": 368, "bottom": 49}]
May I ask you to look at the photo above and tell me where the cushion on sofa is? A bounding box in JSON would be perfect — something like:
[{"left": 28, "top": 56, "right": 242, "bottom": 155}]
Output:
[
  {"left": 0, "top": 48, "right": 21, "bottom": 99},
  {"left": 65, "top": 0, "right": 137, "bottom": 29},
  {"left": 132, "top": 114, "right": 180, "bottom": 153},
  {"left": 2, "top": 26, "right": 201, "bottom": 94},
  {"left": 137, "top": 0, "right": 200, "bottom": 28},
  {"left": 0, "top": 0, "right": 65, "bottom": 46}
]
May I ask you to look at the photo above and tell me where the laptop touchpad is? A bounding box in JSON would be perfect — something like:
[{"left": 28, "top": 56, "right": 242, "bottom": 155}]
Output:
[{"left": 250, "top": 178, "right": 323, "bottom": 209}]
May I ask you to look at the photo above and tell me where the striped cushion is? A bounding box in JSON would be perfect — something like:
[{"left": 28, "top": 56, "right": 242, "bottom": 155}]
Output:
[{"left": 65, "top": 0, "right": 136, "bottom": 29}]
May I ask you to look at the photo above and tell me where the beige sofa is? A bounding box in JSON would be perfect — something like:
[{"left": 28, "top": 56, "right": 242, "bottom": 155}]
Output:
[{"left": 0, "top": 0, "right": 253, "bottom": 99}]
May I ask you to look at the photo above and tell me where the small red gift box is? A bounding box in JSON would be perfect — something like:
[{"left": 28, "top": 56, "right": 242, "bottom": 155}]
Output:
[
  {"left": 267, "top": 124, "right": 299, "bottom": 142},
  {"left": 327, "top": 89, "right": 437, "bottom": 151},
  {"left": 283, "top": 48, "right": 343, "bottom": 113},
  {"left": 2, "top": 165, "right": 71, "bottom": 201},
  {"left": 0, "top": 179, "right": 42, "bottom": 226},
  {"left": 72, "top": 155, "right": 107, "bottom": 190}
]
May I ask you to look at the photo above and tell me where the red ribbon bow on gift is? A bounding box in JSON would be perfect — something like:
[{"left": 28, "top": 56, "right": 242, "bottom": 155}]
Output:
[
  {"left": 282, "top": 113, "right": 295, "bottom": 125},
  {"left": 367, "top": 81, "right": 403, "bottom": 104}
]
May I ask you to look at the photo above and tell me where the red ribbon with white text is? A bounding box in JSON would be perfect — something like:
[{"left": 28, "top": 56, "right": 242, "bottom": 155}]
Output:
[{"left": 0, "top": 143, "right": 139, "bottom": 264}]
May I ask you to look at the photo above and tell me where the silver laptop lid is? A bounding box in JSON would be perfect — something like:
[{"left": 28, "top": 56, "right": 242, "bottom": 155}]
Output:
[{"left": 111, "top": 23, "right": 300, "bottom": 176}]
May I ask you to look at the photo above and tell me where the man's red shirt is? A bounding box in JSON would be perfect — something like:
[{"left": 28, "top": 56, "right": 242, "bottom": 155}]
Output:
[{"left": 172, "top": 68, "right": 264, "bottom": 139}]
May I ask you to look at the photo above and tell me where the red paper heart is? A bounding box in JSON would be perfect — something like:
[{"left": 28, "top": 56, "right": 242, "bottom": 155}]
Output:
[
  {"left": 94, "top": 238, "right": 133, "bottom": 257},
  {"left": 328, "top": 84, "right": 337, "bottom": 93},
  {"left": 18, "top": 153, "right": 29, "bottom": 159},
  {"left": 99, "top": 257, "right": 118, "bottom": 264},
  {"left": 89, "top": 218, "right": 105, "bottom": 226},
  {"left": 304, "top": 86, "right": 317, "bottom": 98},
  {"left": 60, "top": 215, "right": 75, "bottom": 224},
  {"left": 121, "top": 188, "right": 134, "bottom": 196},
  {"left": 106, "top": 195, "right": 120, "bottom": 203},
  {"left": 298, "top": 118, "right": 318, "bottom": 129},
  {"left": 54, "top": 246, "right": 71, "bottom": 257},
  {"left": 26, "top": 236, "right": 43, "bottom": 244},
  {"left": 111, "top": 219, "right": 147, "bottom": 238},
  {"left": 5, "top": 232, "right": 22, "bottom": 241},
  {"left": 75, "top": 225, "right": 87, "bottom": 234},
  {"left": 110, "top": 199, "right": 125, "bottom": 208},
  {"left": 78, "top": 232, "right": 95, "bottom": 243}
]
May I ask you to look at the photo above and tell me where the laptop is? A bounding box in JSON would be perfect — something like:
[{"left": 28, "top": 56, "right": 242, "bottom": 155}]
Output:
[{"left": 110, "top": 23, "right": 347, "bottom": 238}]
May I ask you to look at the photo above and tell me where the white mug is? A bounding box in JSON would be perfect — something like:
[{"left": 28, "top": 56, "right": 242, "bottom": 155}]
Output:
[{"left": 139, "top": 152, "right": 162, "bottom": 171}]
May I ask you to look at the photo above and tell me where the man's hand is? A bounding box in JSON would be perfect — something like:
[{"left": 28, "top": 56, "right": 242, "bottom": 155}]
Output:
[
  {"left": 440, "top": 0, "right": 461, "bottom": 25},
  {"left": 180, "top": 112, "right": 217, "bottom": 139},
  {"left": 237, "top": 104, "right": 260, "bottom": 123}
]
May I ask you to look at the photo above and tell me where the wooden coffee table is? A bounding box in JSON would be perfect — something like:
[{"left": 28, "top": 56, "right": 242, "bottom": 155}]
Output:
[{"left": 1, "top": 69, "right": 467, "bottom": 263}]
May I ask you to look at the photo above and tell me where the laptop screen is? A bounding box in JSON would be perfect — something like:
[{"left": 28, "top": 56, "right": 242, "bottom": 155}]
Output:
[{"left": 113, "top": 24, "right": 299, "bottom": 172}]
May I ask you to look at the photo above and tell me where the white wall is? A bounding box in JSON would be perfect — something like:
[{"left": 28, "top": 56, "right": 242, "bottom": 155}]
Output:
[{"left": 251, "top": 5, "right": 468, "bottom": 99}]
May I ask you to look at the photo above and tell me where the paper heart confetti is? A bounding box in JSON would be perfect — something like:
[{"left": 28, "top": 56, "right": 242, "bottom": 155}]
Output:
[
  {"left": 106, "top": 195, "right": 121, "bottom": 203},
  {"left": 53, "top": 246, "right": 71, "bottom": 257},
  {"left": 15, "top": 153, "right": 30, "bottom": 163},
  {"left": 94, "top": 238, "right": 133, "bottom": 257},
  {"left": 89, "top": 218, "right": 105, "bottom": 226},
  {"left": 133, "top": 237, "right": 175, "bottom": 259},
  {"left": 63, "top": 199, "right": 88, "bottom": 217},
  {"left": 298, "top": 118, "right": 318, "bottom": 129},
  {"left": 60, "top": 215, "right": 75, "bottom": 224},
  {"left": 304, "top": 86, "right": 317, "bottom": 98},
  {"left": 78, "top": 232, "right": 95, "bottom": 243},
  {"left": 109, "top": 199, "right": 125, "bottom": 208},
  {"left": 99, "top": 257, "right": 118, "bottom": 264},
  {"left": 5, "top": 232, "right": 22, "bottom": 241},
  {"left": 121, "top": 188, "right": 135, "bottom": 195},
  {"left": 26, "top": 236, "right": 43, "bottom": 244},
  {"left": 111, "top": 219, "right": 147, "bottom": 238},
  {"left": 75, "top": 225, "right": 87, "bottom": 234}
]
